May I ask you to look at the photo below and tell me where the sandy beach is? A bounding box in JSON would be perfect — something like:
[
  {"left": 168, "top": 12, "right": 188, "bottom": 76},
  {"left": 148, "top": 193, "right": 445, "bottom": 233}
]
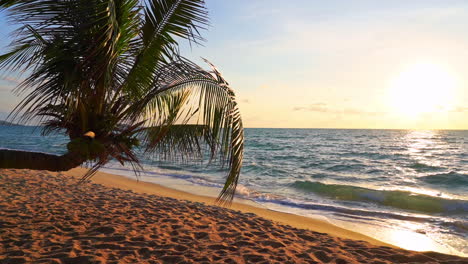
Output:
[{"left": 1, "top": 168, "right": 467, "bottom": 264}]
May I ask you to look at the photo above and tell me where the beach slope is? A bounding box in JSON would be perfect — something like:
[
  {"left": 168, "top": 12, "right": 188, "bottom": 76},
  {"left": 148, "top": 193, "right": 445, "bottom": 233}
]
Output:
[{"left": 1, "top": 168, "right": 466, "bottom": 264}]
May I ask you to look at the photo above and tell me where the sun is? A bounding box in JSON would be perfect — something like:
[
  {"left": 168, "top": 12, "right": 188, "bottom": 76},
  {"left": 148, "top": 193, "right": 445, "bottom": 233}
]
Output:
[{"left": 388, "top": 63, "right": 457, "bottom": 118}]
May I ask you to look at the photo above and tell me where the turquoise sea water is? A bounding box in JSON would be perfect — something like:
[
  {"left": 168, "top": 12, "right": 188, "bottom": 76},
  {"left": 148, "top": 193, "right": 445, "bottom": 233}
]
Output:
[{"left": 0, "top": 126, "right": 467, "bottom": 256}]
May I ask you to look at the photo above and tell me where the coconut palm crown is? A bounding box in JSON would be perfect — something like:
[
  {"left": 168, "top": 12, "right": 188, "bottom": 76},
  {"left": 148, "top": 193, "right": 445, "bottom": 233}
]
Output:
[{"left": 0, "top": 0, "right": 244, "bottom": 203}]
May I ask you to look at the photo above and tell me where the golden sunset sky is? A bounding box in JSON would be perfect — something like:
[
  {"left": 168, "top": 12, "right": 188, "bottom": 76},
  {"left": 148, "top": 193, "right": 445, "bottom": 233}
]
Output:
[{"left": 0, "top": 0, "right": 467, "bottom": 129}]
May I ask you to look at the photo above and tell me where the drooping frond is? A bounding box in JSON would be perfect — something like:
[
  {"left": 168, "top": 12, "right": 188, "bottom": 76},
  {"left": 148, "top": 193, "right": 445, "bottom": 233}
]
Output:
[
  {"left": 144, "top": 124, "right": 211, "bottom": 161},
  {"left": 128, "top": 57, "right": 244, "bottom": 203}
]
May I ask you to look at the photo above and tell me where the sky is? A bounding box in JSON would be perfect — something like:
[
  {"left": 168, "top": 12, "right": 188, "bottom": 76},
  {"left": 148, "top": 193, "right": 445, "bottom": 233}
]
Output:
[{"left": 1, "top": 0, "right": 468, "bottom": 129}]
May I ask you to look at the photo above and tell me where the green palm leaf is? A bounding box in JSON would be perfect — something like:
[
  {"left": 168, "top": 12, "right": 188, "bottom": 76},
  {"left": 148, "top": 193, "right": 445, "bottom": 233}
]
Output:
[{"left": 0, "top": 0, "right": 244, "bottom": 203}]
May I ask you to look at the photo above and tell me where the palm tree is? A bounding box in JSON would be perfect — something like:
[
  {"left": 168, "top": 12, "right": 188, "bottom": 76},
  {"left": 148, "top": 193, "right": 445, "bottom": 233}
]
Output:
[{"left": 0, "top": 0, "right": 244, "bottom": 203}]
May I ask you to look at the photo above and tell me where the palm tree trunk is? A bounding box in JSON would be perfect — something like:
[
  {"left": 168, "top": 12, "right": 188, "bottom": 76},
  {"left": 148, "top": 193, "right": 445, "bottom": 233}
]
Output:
[{"left": 0, "top": 149, "right": 86, "bottom": 171}]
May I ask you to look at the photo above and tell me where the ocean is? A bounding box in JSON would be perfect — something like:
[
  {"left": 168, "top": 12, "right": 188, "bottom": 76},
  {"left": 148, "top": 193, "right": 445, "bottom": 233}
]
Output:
[{"left": 1, "top": 126, "right": 467, "bottom": 256}]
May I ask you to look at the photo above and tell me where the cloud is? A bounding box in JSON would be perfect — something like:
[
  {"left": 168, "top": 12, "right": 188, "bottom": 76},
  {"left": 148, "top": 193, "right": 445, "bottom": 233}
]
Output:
[
  {"left": 0, "top": 77, "right": 22, "bottom": 91},
  {"left": 344, "top": 108, "right": 383, "bottom": 117},
  {"left": 227, "top": 3, "right": 468, "bottom": 65},
  {"left": 1, "top": 76, "right": 21, "bottom": 85},
  {"left": 239, "top": 5, "right": 281, "bottom": 21},
  {"left": 293, "top": 103, "right": 384, "bottom": 116},
  {"left": 293, "top": 103, "right": 328, "bottom": 112},
  {"left": 450, "top": 106, "right": 468, "bottom": 113}
]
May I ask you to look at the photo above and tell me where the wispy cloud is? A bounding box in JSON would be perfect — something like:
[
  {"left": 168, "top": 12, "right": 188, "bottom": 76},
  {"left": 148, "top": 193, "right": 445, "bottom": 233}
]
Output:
[
  {"left": 1, "top": 76, "right": 22, "bottom": 85},
  {"left": 450, "top": 106, "right": 468, "bottom": 113},
  {"left": 238, "top": 4, "right": 281, "bottom": 21},
  {"left": 293, "top": 103, "right": 328, "bottom": 112},
  {"left": 293, "top": 103, "right": 384, "bottom": 116}
]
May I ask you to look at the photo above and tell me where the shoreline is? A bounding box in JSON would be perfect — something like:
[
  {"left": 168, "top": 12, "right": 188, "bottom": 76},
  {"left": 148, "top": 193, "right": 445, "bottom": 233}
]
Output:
[
  {"left": 65, "top": 168, "right": 392, "bottom": 247},
  {"left": 1, "top": 168, "right": 467, "bottom": 263},
  {"left": 93, "top": 166, "right": 467, "bottom": 257}
]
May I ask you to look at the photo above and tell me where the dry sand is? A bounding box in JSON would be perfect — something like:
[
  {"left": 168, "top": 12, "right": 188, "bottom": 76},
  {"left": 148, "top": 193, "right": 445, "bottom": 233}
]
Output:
[{"left": 1, "top": 168, "right": 467, "bottom": 264}]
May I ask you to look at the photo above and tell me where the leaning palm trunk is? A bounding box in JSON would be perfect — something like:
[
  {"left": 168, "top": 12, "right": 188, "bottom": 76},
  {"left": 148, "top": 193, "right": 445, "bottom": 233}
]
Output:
[
  {"left": 0, "top": 149, "right": 85, "bottom": 171},
  {"left": 0, "top": 0, "right": 244, "bottom": 203}
]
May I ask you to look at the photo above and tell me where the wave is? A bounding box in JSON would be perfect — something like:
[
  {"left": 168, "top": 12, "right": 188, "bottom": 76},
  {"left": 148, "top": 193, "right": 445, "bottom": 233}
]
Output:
[
  {"left": 340, "top": 151, "right": 397, "bottom": 160},
  {"left": 419, "top": 171, "right": 468, "bottom": 187},
  {"left": 255, "top": 197, "right": 434, "bottom": 223},
  {"left": 291, "top": 181, "right": 468, "bottom": 215},
  {"left": 408, "top": 162, "right": 443, "bottom": 172},
  {"left": 441, "top": 220, "right": 468, "bottom": 234},
  {"left": 102, "top": 164, "right": 434, "bottom": 221},
  {"left": 325, "top": 164, "right": 367, "bottom": 172}
]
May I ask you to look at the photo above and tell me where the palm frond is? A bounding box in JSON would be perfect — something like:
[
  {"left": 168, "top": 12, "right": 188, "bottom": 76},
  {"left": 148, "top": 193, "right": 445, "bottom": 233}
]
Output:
[
  {"left": 144, "top": 124, "right": 210, "bottom": 162},
  {"left": 143, "top": 0, "right": 208, "bottom": 44},
  {"left": 130, "top": 57, "right": 244, "bottom": 203},
  {"left": 121, "top": 0, "right": 208, "bottom": 99}
]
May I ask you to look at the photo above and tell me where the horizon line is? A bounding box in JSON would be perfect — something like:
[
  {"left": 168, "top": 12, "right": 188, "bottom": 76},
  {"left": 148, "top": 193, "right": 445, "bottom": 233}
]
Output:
[{"left": 244, "top": 127, "right": 468, "bottom": 131}]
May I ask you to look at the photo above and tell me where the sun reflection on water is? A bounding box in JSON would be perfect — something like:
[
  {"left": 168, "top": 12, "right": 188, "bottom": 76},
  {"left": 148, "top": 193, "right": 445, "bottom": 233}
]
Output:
[
  {"left": 403, "top": 130, "right": 446, "bottom": 171},
  {"left": 405, "top": 130, "right": 437, "bottom": 153},
  {"left": 394, "top": 130, "right": 459, "bottom": 198},
  {"left": 385, "top": 227, "right": 442, "bottom": 252},
  {"left": 330, "top": 217, "right": 463, "bottom": 256}
]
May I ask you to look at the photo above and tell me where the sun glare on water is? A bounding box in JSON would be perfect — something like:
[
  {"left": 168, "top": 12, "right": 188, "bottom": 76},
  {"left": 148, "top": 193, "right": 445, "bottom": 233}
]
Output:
[{"left": 388, "top": 63, "right": 458, "bottom": 118}]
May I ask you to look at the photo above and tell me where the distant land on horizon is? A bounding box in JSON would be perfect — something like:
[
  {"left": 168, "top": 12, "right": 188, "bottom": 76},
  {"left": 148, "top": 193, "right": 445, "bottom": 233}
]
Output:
[{"left": 0, "top": 120, "right": 22, "bottom": 126}]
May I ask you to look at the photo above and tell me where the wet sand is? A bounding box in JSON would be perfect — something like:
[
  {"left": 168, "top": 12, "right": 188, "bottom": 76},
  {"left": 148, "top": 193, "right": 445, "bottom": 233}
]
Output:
[{"left": 1, "top": 168, "right": 466, "bottom": 263}]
